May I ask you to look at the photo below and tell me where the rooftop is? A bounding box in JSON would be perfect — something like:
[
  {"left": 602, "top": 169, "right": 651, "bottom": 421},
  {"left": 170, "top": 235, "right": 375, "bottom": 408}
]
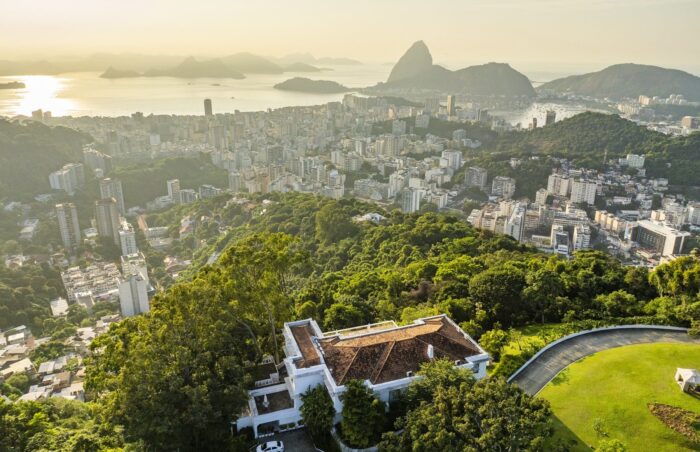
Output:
[{"left": 291, "top": 315, "right": 483, "bottom": 386}]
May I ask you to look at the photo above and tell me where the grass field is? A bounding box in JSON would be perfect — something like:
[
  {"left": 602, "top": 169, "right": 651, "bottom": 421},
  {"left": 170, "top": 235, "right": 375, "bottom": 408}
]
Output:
[{"left": 539, "top": 342, "right": 700, "bottom": 451}]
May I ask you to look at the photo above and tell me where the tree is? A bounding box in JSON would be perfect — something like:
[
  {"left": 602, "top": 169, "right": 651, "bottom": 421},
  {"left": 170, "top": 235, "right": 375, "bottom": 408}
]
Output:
[
  {"left": 468, "top": 265, "right": 526, "bottom": 327},
  {"left": 479, "top": 328, "right": 509, "bottom": 362},
  {"left": 380, "top": 377, "right": 552, "bottom": 451},
  {"left": 340, "top": 380, "right": 386, "bottom": 448},
  {"left": 323, "top": 302, "right": 365, "bottom": 331},
  {"left": 88, "top": 277, "right": 254, "bottom": 451},
  {"left": 315, "top": 203, "right": 359, "bottom": 246},
  {"left": 218, "top": 233, "right": 307, "bottom": 364},
  {"left": 300, "top": 385, "right": 335, "bottom": 439},
  {"left": 524, "top": 268, "right": 565, "bottom": 324}
]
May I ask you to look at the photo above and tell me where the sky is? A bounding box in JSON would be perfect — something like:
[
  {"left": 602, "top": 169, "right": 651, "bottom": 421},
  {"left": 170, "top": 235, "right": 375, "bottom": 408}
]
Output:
[{"left": 2, "top": 0, "right": 700, "bottom": 73}]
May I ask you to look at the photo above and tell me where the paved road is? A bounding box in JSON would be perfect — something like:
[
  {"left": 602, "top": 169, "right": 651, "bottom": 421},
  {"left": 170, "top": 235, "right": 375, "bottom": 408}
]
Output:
[{"left": 509, "top": 327, "right": 700, "bottom": 395}]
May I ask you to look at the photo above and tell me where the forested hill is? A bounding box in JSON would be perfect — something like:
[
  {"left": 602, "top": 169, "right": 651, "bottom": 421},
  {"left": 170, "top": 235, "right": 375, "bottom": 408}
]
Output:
[
  {"left": 539, "top": 63, "right": 700, "bottom": 100},
  {"left": 0, "top": 119, "right": 91, "bottom": 200},
  {"left": 3, "top": 193, "right": 699, "bottom": 450},
  {"left": 490, "top": 112, "right": 699, "bottom": 184}
]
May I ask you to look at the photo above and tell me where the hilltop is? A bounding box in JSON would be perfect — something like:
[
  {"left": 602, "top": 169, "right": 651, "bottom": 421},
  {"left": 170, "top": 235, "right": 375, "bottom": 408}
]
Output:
[
  {"left": 375, "top": 41, "right": 535, "bottom": 97},
  {"left": 539, "top": 63, "right": 700, "bottom": 100},
  {"left": 144, "top": 57, "right": 245, "bottom": 79},
  {"left": 99, "top": 66, "right": 141, "bottom": 79},
  {"left": 274, "top": 77, "right": 349, "bottom": 93},
  {"left": 220, "top": 52, "right": 283, "bottom": 74},
  {"left": 284, "top": 62, "right": 323, "bottom": 72}
]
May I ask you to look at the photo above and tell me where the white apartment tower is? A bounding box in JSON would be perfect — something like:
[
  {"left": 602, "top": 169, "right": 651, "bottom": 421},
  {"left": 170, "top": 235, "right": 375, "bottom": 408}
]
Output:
[
  {"left": 56, "top": 203, "right": 81, "bottom": 251},
  {"left": 99, "top": 178, "right": 126, "bottom": 215},
  {"left": 570, "top": 180, "right": 597, "bottom": 205}
]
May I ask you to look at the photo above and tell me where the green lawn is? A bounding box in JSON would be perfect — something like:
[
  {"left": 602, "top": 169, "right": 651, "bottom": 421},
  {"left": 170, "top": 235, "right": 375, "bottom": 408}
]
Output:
[{"left": 539, "top": 342, "right": 700, "bottom": 451}]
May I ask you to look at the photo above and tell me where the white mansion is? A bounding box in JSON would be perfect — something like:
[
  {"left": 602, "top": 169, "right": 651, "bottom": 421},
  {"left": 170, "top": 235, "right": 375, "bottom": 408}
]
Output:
[{"left": 236, "top": 314, "right": 489, "bottom": 437}]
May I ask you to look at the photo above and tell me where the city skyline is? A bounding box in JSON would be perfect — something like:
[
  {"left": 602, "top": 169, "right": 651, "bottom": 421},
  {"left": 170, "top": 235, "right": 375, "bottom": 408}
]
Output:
[{"left": 2, "top": 0, "right": 700, "bottom": 74}]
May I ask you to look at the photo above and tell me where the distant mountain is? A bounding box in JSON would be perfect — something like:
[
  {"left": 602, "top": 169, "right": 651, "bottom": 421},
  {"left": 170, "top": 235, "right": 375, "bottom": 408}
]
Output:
[
  {"left": 284, "top": 62, "right": 323, "bottom": 73},
  {"left": 0, "top": 60, "right": 61, "bottom": 76},
  {"left": 274, "top": 77, "right": 349, "bottom": 93},
  {"left": 99, "top": 66, "right": 141, "bottom": 79},
  {"left": 539, "top": 64, "right": 700, "bottom": 100},
  {"left": 0, "top": 81, "right": 25, "bottom": 89},
  {"left": 377, "top": 41, "right": 535, "bottom": 97},
  {"left": 144, "top": 57, "right": 245, "bottom": 79},
  {"left": 387, "top": 41, "right": 434, "bottom": 83},
  {"left": 316, "top": 57, "right": 361, "bottom": 66},
  {"left": 272, "top": 53, "right": 361, "bottom": 66},
  {"left": 220, "top": 53, "right": 283, "bottom": 74}
]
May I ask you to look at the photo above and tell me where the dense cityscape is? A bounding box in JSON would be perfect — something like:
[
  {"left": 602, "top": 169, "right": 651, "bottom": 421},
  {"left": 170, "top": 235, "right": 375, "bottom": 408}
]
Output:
[{"left": 1, "top": 1, "right": 700, "bottom": 451}]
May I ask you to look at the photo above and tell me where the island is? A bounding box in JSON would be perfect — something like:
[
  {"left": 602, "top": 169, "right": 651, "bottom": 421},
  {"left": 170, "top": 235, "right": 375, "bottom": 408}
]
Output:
[
  {"left": 99, "top": 66, "right": 141, "bottom": 79},
  {"left": 273, "top": 77, "right": 349, "bottom": 93},
  {"left": 0, "top": 81, "right": 25, "bottom": 89}
]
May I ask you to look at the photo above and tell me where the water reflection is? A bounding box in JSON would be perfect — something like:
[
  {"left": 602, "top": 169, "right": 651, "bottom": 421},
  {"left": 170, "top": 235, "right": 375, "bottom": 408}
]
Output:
[{"left": 4, "top": 75, "right": 76, "bottom": 117}]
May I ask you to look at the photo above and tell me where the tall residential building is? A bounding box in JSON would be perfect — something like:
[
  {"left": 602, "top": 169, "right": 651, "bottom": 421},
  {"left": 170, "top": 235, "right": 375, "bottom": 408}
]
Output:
[
  {"left": 570, "top": 180, "right": 597, "bottom": 205},
  {"left": 535, "top": 188, "right": 549, "bottom": 206},
  {"left": 545, "top": 110, "right": 556, "bottom": 126},
  {"left": 491, "top": 176, "right": 516, "bottom": 199},
  {"left": 204, "top": 98, "right": 213, "bottom": 116},
  {"left": 49, "top": 163, "right": 85, "bottom": 195},
  {"left": 446, "top": 95, "right": 456, "bottom": 116},
  {"left": 466, "top": 167, "right": 488, "bottom": 191},
  {"left": 199, "top": 184, "right": 223, "bottom": 199},
  {"left": 401, "top": 188, "right": 422, "bottom": 213},
  {"left": 99, "top": 178, "right": 126, "bottom": 215},
  {"left": 572, "top": 224, "right": 591, "bottom": 251},
  {"left": 119, "top": 252, "right": 150, "bottom": 317},
  {"left": 56, "top": 203, "right": 81, "bottom": 251},
  {"left": 550, "top": 224, "right": 570, "bottom": 256},
  {"left": 118, "top": 274, "right": 150, "bottom": 317},
  {"left": 83, "top": 148, "right": 113, "bottom": 176},
  {"left": 167, "top": 179, "right": 181, "bottom": 203},
  {"left": 119, "top": 221, "right": 138, "bottom": 256},
  {"left": 95, "top": 198, "right": 120, "bottom": 245},
  {"left": 547, "top": 174, "right": 571, "bottom": 197},
  {"left": 631, "top": 220, "right": 690, "bottom": 257},
  {"left": 121, "top": 252, "right": 149, "bottom": 285}
]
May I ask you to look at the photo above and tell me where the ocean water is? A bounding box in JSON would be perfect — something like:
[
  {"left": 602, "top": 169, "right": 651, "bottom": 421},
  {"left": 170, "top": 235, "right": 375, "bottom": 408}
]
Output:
[
  {"left": 0, "top": 64, "right": 597, "bottom": 120},
  {"left": 0, "top": 64, "right": 392, "bottom": 117}
]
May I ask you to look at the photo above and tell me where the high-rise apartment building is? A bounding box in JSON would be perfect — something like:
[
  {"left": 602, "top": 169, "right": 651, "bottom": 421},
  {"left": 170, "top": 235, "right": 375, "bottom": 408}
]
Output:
[
  {"left": 55, "top": 203, "right": 81, "bottom": 251},
  {"left": 466, "top": 167, "right": 488, "bottom": 191},
  {"left": 95, "top": 198, "right": 120, "bottom": 245},
  {"left": 491, "top": 176, "right": 516, "bottom": 199},
  {"left": 547, "top": 174, "right": 571, "bottom": 197},
  {"left": 99, "top": 178, "right": 126, "bottom": 215},
  {"left": 545, "top": 110, "right": 556, "bottom": 126},
  {"left": 167, "top": 179, "right": 181, "bottom": 203},
  {"left": 570, "top": 180, "right": 597, "bottom": 205},
  {"left": 119, "top": 221, "right": 138, "bottom": 256},
  {"left": 446, "top": 95, "right": 456, "bottom": 116}
]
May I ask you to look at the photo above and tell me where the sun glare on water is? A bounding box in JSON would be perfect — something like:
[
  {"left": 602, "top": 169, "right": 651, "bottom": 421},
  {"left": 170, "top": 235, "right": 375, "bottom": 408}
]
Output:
[{"left": 13, "top": 75, "right": 75, "bottom": 117}]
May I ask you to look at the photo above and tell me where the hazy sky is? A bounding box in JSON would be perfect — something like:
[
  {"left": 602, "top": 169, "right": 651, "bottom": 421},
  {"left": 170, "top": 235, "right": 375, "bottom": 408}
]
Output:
[{"left": 3, "top": 0, "right": 699, "bottom": 73}]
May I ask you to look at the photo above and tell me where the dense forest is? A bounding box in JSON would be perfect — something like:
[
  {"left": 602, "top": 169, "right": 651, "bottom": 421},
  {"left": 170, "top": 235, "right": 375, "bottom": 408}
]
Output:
[
  {"left": 0, "top": 119, "right": 90, "bottom": 200},
  {"left": 111, "top": 155, "right": 229, "bottom": 207},
  {"left": 3, "top": 194, "right": 696, "bottom": 451}
]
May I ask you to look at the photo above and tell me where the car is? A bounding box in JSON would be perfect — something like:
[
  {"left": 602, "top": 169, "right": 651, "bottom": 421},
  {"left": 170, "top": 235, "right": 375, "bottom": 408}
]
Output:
[{"left": 255, "top": 441, "right": 284, "bottom": 452}]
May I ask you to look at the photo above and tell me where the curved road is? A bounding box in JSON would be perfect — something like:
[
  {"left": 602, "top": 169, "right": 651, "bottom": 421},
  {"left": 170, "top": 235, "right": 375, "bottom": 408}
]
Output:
[{"left": 509, "top": 327, "right": 700, "bottom": 395}]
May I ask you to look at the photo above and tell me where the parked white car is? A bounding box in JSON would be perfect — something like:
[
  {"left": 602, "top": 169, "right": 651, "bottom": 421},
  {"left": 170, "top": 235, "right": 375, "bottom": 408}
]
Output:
[{"left": 256, "top": 441, "right": 284, "bottom": 452}]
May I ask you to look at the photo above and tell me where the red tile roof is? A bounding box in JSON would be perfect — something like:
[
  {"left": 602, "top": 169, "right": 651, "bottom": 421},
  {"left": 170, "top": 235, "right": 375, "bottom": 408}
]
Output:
[
  {"left": 290, "top": 324, "right": 321, "bottom": 367},
  {"left": 318, "top": 316, "right": 481, "bottom": 385}
]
